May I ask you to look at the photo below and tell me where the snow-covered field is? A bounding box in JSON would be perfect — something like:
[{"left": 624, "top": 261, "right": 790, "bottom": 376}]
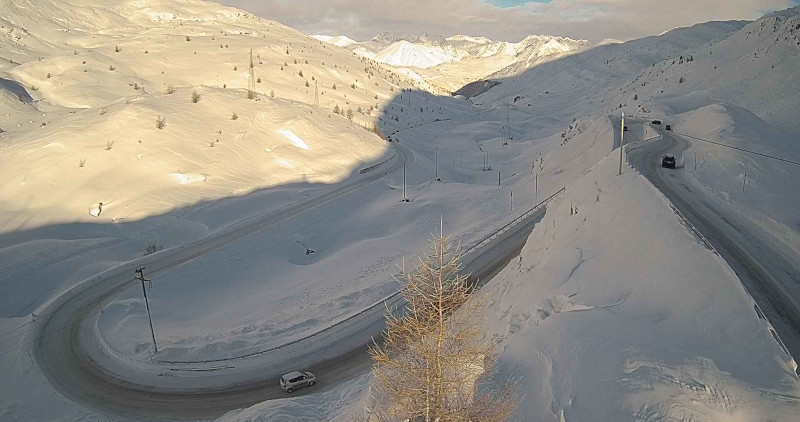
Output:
[{"left": 2, "top": 0, "right": 800, "bottom": 421}]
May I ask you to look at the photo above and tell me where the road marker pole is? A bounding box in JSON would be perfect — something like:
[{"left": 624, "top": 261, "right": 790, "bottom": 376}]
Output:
[{"left": 618, "top": 112, "right": 625, "bottom": 176}]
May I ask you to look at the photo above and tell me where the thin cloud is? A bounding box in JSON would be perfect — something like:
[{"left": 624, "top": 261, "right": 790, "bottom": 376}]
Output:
[{"left": 217, "top": 0, "right": 795, "bottom": 42}]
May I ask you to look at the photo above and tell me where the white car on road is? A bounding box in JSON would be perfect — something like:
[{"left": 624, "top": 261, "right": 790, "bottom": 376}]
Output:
[{"left": 280, "top": 371, "right": 317, "bottom": 393}]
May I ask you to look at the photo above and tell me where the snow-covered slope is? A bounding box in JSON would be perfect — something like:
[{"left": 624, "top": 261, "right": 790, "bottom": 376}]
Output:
[
  {"left": 373, "top": 39, "right": 462, "bottom": 69},
  {"left": 485, "top": 144, "right": 800, "bottom": 421},
  {"left": 311, "top": 35, "right": 358, "bottom": 47},
  {"left": 0, "top": 0, "right": 435, "bottom": 233},
  {"left": 471, "top": 7, "right": 800, "bottom": 270},
  {"left": 474, "top": 8, "right": 800, "bottom": 136},
  {"left": 468, "top": 20, "right": 747, "bottom": 106}
]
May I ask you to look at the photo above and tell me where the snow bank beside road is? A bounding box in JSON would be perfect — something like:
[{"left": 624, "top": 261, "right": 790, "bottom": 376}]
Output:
[
  {"left": 485, "top": 150, "right": 800, "bottom": 421},
  {"left": 216, "top": 374, "right": 370, "bottom": 422}
]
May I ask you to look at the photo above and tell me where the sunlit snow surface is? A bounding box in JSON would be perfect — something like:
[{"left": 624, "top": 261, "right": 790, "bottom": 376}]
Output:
[{"left": 277, "top": 129, "right": 310, "bottom": 150}]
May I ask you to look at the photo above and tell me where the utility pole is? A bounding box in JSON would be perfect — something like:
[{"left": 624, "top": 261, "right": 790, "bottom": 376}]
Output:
[
  {"left": 618, "top": 112, "right": 625, "bottom": 176},
  {"left": 510, "top": 190, "right": 513, "bottom": 212},
  {"left": 535, "top": 172, "right": 539, "bottom": 204},
  {"left": 742, "top": 168, "right": 747, "bottom": 192},
  {"left": 503, "top": 99, "right": 510, "bottom": 146},
  {"left": 402, "top": 162, "right": 409, "bottom": 202},
  {"left": 247, "top": 49, "right": 256, "bottom": 100},
  {"left": 434, "top": 146, "right": 440, "bottom": 181},
  {"left": 134, "top": 267, "right": 158, "bottom": 354},
  {"left": 313, "top": 79, "right": 319, "bottom": 107},
  {"left": 498, "top": 171, "right": 501, "bottom": 187}
]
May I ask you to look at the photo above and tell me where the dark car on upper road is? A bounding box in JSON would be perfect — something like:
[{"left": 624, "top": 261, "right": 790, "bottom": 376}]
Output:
[{"left": 661, "top": 154, "right": 676, "bottom": 169}]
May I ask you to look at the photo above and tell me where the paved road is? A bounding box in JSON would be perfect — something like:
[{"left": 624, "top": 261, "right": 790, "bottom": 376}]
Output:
[
  {"left": 32, "top": 111, "right": 551, "bottom": 420},
  {"left": 627, "top": 127, "right": 800, "bottom": 362},
  {"left": 32, "top": 143, "right": 411, "bottom": 421}
]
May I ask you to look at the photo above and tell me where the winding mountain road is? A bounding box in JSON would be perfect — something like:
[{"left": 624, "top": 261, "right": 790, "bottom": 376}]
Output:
[
  {"left": 32, "top": 110, "right": 553, "bottom": 420},
  {"left": 627, "top": 126, "right": 800, "bottom": 362}
]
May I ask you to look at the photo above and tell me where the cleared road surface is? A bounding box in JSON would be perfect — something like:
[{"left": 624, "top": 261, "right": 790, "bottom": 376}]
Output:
[
  {"left": 627, "top": 127, "right": 800, "bottom": 362},
  {"left": 32, "top": 128, "right": 551, "bottom": 420}
]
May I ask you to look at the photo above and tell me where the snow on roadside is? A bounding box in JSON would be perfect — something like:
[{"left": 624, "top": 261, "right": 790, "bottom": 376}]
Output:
[
  {"left": 671, "top": 104, "right": 800, "bottom": 258},
  {"left": 216, "top": 374, "right": 371, "bottom": 422},
  {"left": 482, "top": 149, "right": 800, "bottom": 421}
]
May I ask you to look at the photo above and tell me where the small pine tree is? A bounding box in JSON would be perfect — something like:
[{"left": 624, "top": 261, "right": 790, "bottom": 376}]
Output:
[
  {"left": 156, "top": 115, "right": 166, "bottom": 129},
  {"left": 231, "top": 112, "right": 238, "bottom": 120},
  {"left": 679, "top": 76, "right": 685, "bottom": 84},
  {"left": 305, "top": 80, "right": 310, "bottom": 87},
  {"left": 333, "top": 104, "right": 340, "bottom": 114},
  {"left": 192, "top": 90, "right": 200, "bottom": 103},
  {"left": 346, "top": 108, "right": 354, "bottom": 120},
  {"left": 298, "top": 70, "right": 303, "bottom": 77},
  {"left": 270, "top": 90, "right": 275, "bottom": 97},
  {"left": 332, "top": 83, "right": 337, "bottom": 90},
  {"left": 115, "top": 45, "right": 120, "bottom": 53}
]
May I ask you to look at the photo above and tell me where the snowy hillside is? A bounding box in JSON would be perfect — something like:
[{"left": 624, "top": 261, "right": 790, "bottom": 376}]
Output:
[
  {"left": 0, "top": 0, "right": 440, "bottom": 233},
  {"left": 472, "top": 7, "right": 800, "bottom": 284}
]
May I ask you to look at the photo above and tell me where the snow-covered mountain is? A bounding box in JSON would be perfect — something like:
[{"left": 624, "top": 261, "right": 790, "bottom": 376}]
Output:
[
  {"left": 315, "top": 32, "right": 588, "bottom": 69},
  {"left": 311, "top": 34, "right": 358, "bottom": 47},
  {"left": 312, "top": 32, "right": 589, "bottom": 91}
]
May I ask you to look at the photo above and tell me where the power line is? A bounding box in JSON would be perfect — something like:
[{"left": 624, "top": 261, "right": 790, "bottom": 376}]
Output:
[{"left": 678, "top": 133, "right": 800, "bottom": 167}]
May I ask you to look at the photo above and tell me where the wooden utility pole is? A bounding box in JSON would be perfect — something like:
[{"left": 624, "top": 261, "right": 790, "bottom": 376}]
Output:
[
  {"left": 247, "top": 49, "right": 256, "bottom": 100},
  {"left": 134, "top": 267, "right": 158, "bottom": 354},
  {"left": 618, "top": 112, "right": 625, "bottom": 176}
]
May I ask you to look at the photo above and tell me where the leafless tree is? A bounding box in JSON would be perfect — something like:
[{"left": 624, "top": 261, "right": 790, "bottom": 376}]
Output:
[{"left": 364, "top": 232, "right": 518, "bottom": 422}]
